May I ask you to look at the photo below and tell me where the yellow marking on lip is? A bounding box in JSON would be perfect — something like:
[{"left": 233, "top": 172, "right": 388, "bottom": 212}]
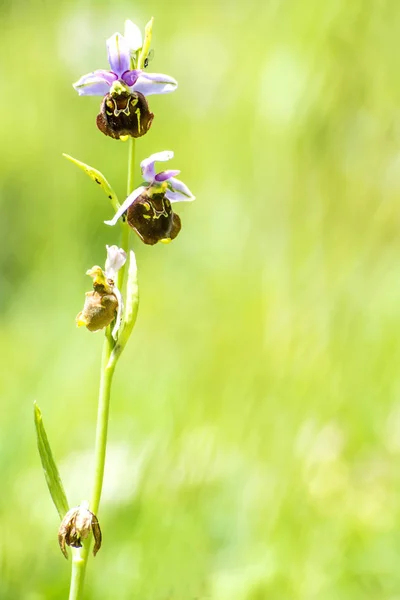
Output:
[{"left": 135, "top": 107, "right": 141, "bottom": 133}]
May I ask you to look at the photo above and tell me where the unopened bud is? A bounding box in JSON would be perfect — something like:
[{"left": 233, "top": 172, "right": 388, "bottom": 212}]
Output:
[{"left": 58, "top": 505, "right": 102, "bottom": 558}]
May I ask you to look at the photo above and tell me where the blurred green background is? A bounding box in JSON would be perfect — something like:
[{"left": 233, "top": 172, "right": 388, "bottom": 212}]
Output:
[{"left": 2, "top": 0, "right": 400, "bottom": 598}]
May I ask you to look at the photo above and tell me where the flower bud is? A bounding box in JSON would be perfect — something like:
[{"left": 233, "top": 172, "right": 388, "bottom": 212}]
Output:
[
  {"left": 96, "top": 81, "right": 154, "bottom": 139},
  {"left": 58, "top": 505, "right": 102, "bottom": 558},
  {"left": 127, "top": 187, "right": 181, "bottom": 245}
]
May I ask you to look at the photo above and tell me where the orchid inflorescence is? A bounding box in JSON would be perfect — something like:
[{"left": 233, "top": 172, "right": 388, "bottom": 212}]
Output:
[
  {"left": 34, "top": 15, "right": 195, "bottom": 597},
  {"left": 70, "top": 17, "right": 195, "bottom": 332}
]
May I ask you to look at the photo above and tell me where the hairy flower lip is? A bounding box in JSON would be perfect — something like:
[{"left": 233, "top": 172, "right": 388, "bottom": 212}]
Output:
[
  {"left": 96, "top": 91, "right": 154, "bottom": 140},
  {"left": 126, "top": 191, "right": 182, "bottom": 245}
]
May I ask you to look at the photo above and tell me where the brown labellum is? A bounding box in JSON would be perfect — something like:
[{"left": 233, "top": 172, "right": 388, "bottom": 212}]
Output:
[
  {"left": 96, "top": 89, "right": 154, "bottom": 139},
  {"left": 127, "top": 191, "right": 181, "bottom": 245}
]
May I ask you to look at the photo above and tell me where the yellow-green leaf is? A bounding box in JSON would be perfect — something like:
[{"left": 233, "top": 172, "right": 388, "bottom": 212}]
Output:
[
  {"left": 63, "top": 153, "right": 119, "bottom": 211},
  {"left": 34, "top": 402, "right": 69, "bottom": 520}
]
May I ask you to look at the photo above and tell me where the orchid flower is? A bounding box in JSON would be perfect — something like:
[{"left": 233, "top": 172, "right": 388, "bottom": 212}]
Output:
[
  {"left": 104, "top": 151, "right": 195, "bottom": 245},
  {"left": 73, "top": 32, "right": 177, "bottom": 98},
  {"left": 73, "top": 28, "right": 177, "bottom": 138}
]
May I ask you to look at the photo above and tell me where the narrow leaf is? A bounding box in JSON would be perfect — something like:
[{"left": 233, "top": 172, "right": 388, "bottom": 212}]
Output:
[
  {"left": 33, "top": 402, "right": 69, "bottom": 520},
  {"left": 63, "top": 153, "right": 119, "bottom": 211}
]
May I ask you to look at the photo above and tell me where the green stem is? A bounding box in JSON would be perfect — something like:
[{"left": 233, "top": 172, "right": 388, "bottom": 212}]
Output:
[
  {"left": 67, "top": 137, "right": 136, "bottom": 600},
  {"left": 117, "top": 138, "right": 135, "bottom": 291},
  {"left": 90, "top": 336, "right": 115, "bottom": 514},
  {"left": 68, "top": 336, "right": 113, "bottom": 600},
  {"left": 127, "top": 137, "right": 136, "bottom": 195},
  {"left": 68, "top": 548, "right": 88, "bottom": 600}
]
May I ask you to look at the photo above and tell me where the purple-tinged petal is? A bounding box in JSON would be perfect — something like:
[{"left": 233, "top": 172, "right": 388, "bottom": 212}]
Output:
[
  {"left": 165, "top": 177, "right": 195, "bottom": 203},
  {"left": 73, "top": 70, "right": 117, "bottom": 96},
  {"left": 121, "top": 69, "right": 141, "bottom": 86},
  {"left": 104, "top": 186, "right": 146, "bottom": 226},
  {"left": 141, "top": 151, "right": 174, "bottom": 182},
  {"left": 94, "top": 70, "right": 118, "bottom": 86},
  {"left": 155, "top": 169, "right": 180, "bottom": 182},
  {"left": 107, "top": 33, "right": 131, "bottom": 76},
  {"left": 132, "top": 72, "right": 178, "bottom": 96}
]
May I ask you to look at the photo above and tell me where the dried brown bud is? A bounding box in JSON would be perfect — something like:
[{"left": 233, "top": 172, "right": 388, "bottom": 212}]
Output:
[
  {"left": 58, "top": 506, "right": 102, "bottom": 558},
  {"left": 127, "top": 189, "right": 181, "bottom": 245},
  {"left": 76, "top": 290, "right": 118, "bottom": 331},
  {"left": 76, "top": 265, "right": 119, "bottom": 331},
  {"left": 96, "top": 88, "right": 154, "bottom": 140}
]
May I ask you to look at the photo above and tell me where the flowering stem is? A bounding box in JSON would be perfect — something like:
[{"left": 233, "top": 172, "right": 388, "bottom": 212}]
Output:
[
  {"left": 127, "top": 137, "right": 136, "bottom": 195},
  {"left": 117, "top": 138, "right": 135, "bottom": 291},
  {"left": 90, "top": 334, "right": 115, "bottom": 513},
  {"left": 68, "top": 139, "right": 136, "bottom": 600},
  {"left": 68, "top": 548, "right": 89, "bottom": 600}
]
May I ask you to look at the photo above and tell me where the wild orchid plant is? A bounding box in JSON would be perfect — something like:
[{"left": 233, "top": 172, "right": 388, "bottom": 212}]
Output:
[{"left": 34, "top": 17, "right": 195, "bottom": 599}]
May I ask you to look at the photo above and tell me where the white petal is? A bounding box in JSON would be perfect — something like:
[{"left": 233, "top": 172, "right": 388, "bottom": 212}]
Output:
[
  {"left": 105, "top": 245, "right": 127, "bottom": 280},
  {"left": 104, "top": 186, "right": 146, "bottom": 226},
  {"left": 124, "top": 19, "right": 143, "bottom": 52}
]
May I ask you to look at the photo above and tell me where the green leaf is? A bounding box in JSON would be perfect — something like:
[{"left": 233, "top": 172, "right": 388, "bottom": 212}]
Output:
[
  {"left": 33, "top": 402, "right": 69, "bottom": 520},
  {"left": 63, "top": 153, "right": 120, "bottom": 211}
]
